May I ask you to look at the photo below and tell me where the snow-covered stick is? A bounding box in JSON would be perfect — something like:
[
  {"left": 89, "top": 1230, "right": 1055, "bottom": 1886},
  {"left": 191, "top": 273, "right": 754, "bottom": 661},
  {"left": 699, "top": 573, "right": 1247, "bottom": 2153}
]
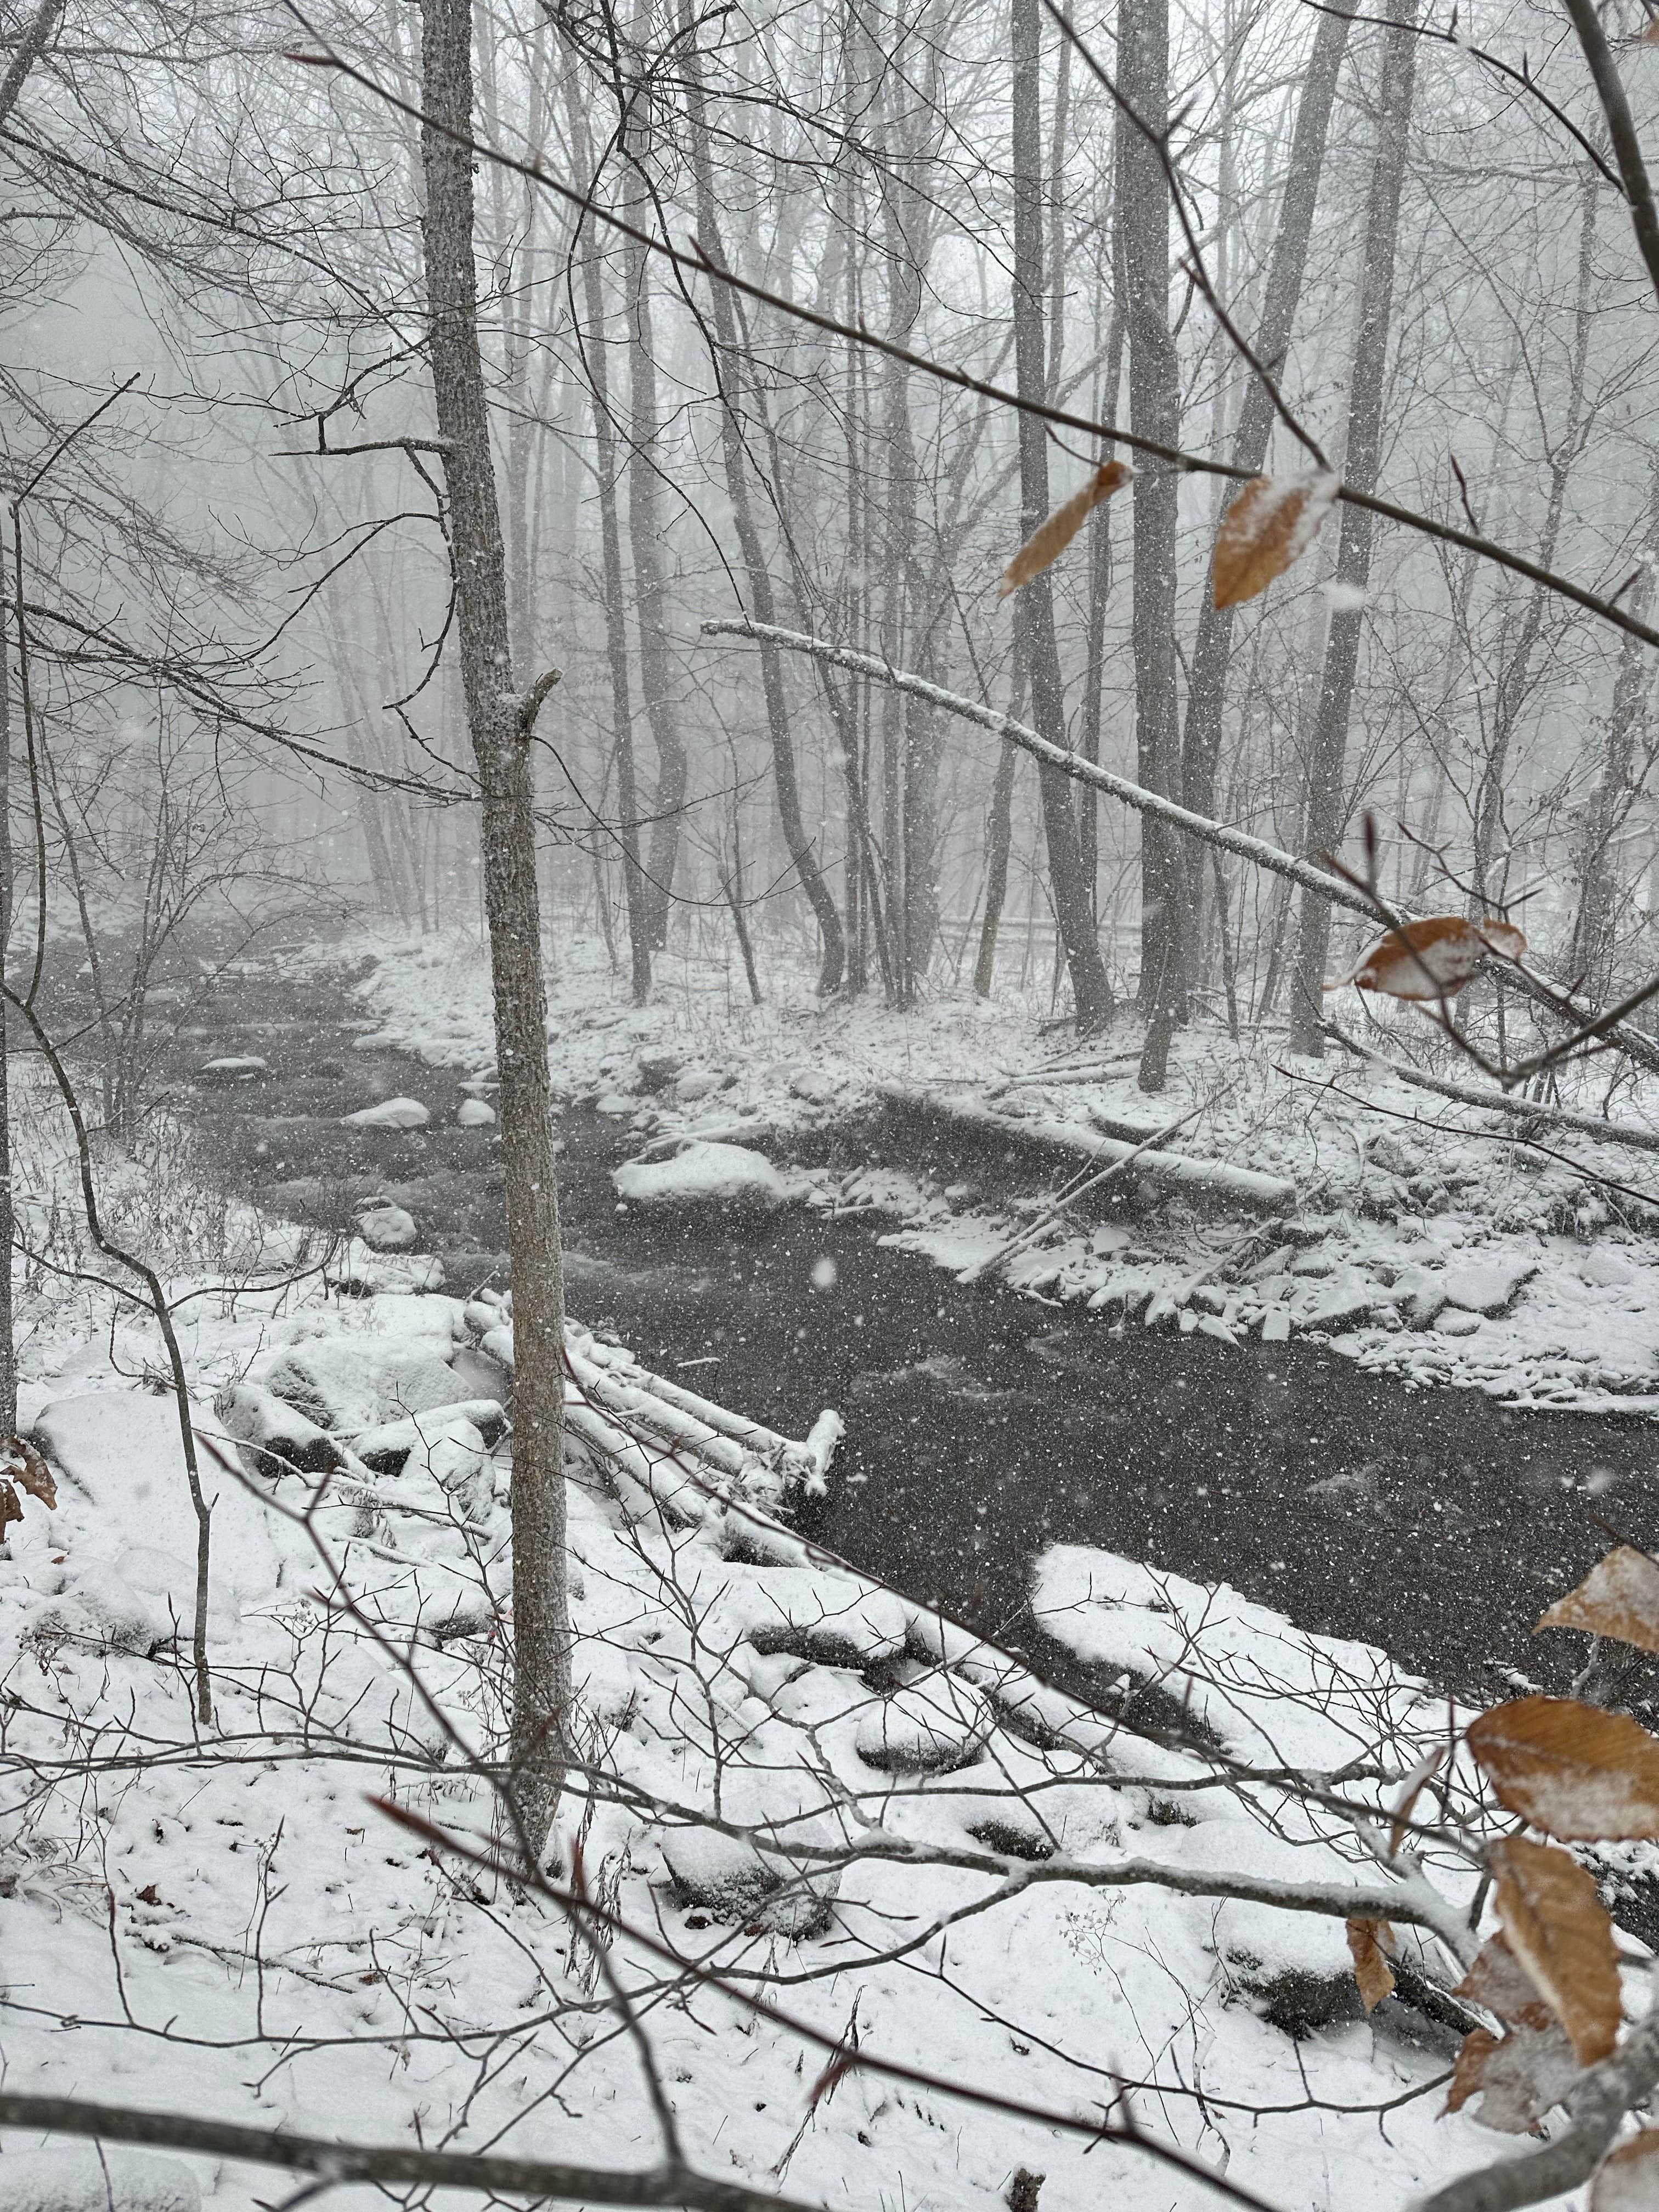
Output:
[
  {"left": 958, "top": 1100, "right": 1206, "bottom": 1284},
  {"left": 701, "top": 618, "right": 1659, "bottom": 1079},
  {"left": 1327, "top": 1023, "right": 1659, "bottom": 1158}
]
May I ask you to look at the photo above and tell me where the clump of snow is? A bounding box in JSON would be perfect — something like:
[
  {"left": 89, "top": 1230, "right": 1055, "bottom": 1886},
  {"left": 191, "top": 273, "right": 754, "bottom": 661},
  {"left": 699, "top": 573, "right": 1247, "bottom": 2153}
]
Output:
[
  {"left": 342, "top": 1095, "right": 429, "bottom": 1130},
  {"left": 613, "top": 1139, "right": 786, "bottom": 1213},
  {"left": 456, "top": 1095, "right": 495, "bottom": 1127},
  {"left": 355, "top": 1200, "right": 416, "bottom": 1251}
]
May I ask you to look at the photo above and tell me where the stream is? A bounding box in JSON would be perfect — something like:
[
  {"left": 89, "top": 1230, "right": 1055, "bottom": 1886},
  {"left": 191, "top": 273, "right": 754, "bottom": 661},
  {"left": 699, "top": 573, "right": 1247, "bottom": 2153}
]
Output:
[{"left": 163, "top": 956, "right": 1659, "bottom": 1716}]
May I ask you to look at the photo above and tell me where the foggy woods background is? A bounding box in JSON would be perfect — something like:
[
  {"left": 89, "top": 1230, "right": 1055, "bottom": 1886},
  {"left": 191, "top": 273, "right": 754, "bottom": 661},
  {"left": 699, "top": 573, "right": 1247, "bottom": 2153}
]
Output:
[{"left": 12, "top": 0, "right": 1659, "bottom": 1064}]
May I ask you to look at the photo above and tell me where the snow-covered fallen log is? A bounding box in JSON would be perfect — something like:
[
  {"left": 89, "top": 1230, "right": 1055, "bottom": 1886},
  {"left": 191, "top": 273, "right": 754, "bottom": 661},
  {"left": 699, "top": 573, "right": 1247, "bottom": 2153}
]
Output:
[{"left": 877, "top": 1082, "right": 1297, "bottom": 1214}]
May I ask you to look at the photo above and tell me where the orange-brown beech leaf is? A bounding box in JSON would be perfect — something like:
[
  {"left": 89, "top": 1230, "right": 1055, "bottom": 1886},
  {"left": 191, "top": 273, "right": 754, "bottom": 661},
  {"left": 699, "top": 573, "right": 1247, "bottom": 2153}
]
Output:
[
  {"left": 1645, "top": 18, "right": 1659, "bottom": 43},
  {"left": 3, "top": 1437, "right": 55, "bottom": 1511},
  {"left": 1455, "top": 1936, "right": 1555, "bottom": 2032},
  {"left": 1443, "top": 2027, "right": 1499, "bottom": 2115},
  {"left": 1491, "top": 1835, "right": 1621, "bottom": 2066},
  {"left": 1469, "top": 1696, "right": 1659, "bottom": 1841},
  {"left": 0, "top": 1481, "right": 20, "bottom": 1537},
  {"left": 1592, "top": 2130, "right": 1659, "bottom": 2211},
  {"left": 1339, "top": 916, "right": 1486, "bottom": 1000},
  {"left": 1211, "top": 467, "right": 1339, "bottom": 608},
  {"left": 1476, "top": 918, "right": 1528, "bottom": 962},
  {"left": 1347, "top": 1917, "right": 1397, "bottom": 2012},
  {"left": 997, "top": 462, "right": 1132, "bottom": 600},
  {"left": 1538, "top": 1548, "right": 1659, "bottom": 1658}
]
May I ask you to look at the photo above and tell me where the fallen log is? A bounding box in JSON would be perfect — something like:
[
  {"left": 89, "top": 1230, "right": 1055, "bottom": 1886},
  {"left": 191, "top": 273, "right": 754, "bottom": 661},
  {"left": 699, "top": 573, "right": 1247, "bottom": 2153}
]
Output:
[
  {"left": 1327, "top": 1026, "right": 1659, "bottom": 1160},
  {"left": 876, "top": 1083, "right": 1297, "bottom": 1214}
]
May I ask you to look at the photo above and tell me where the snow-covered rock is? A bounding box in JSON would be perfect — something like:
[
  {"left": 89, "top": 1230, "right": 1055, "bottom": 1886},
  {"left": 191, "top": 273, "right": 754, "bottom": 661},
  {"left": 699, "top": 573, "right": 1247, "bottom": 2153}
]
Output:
[
  {"left": 356, "top": 1201, "right": 417, "bottom": 1251},
  {"left": 342, "top": 1096, "right": 430, "bottom": 1131},
  {"left": 0, "top": 2148, "right": 200, "bottom": 2212},
  {"left": 659, "top": 1827, "right": 838, "bottom": 1937},
  {"left": 215, "top": 1380, "right": 346, "bottom": 1479},
  {"left": 854, "top": 1674, "right": 991, "bottom": 1774},
  {"left": 789, "top": 1069, "right": 840, "bottom": 1105},
  {"left": 354, "top": 1398, "right": 506, "bottom": 1469},
  {"left": 260, "top": 1338, "right": 465, "bottom": 1432},
  {"left": 196, "top": 1055, "right": 266, "bottom": 1084},
  {"left": 613, "top": 1140, "right": 786, "bottom": 1214},
  {"left": 30, "top": 1562, "right": 172, "bottom": 1656},
  {"left": 673, "top": 1068, "right": 721, "bottom": 1104},
  {"left": 1441, "top": 1257, "right": 1538, "bottom": 1316},
  {"left": 456, "top": 1096, "right": 495, "bottom": 1127},
  {"left": 636, "top": 1051, "right": 682, "bottom": 1094}
]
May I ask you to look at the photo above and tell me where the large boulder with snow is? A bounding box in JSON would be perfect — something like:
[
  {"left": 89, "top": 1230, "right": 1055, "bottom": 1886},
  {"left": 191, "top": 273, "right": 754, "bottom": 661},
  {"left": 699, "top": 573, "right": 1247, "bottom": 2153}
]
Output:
[
  {"left": 613, "top": 1140, "right": 785, "bottom": 1215},
  {"left": 259, "top": 1338, "right": 464, "bottom": 1432},
  {"left": 342, "top": 1096, "right": 430, "bottom": 1131},
  {"left": 659, "top": 1827, "right": 838, "bottom": 1938},
  {"left": 215, "top": 1380, "right": 346, "bottom": 1479},
  {"left": 0, "top": 2148, "right": 200, "bottom": 2212}
]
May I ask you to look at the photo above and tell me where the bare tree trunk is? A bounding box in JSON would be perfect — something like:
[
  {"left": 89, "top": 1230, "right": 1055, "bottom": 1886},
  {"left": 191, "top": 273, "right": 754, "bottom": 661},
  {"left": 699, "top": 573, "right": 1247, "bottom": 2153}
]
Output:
[
  {"left": 1115, "top": 0, "right": 1184, "bottom": 1088},
  {"left": 1287, "top": 0, "right": 1419, "bottom": 1057},
  {"left": 420, "top": 0, "right": 571, "bottom": 1857},
  {"left": 1178, "top": 1, "right": 1349, "bottom": 905},
  {"left": 0, "top": 607, "right": 16, "bottom": 1436},
  {"left": 569, "top": 86, "right": 652, "bottom": 1005},
  {"left": 1470, "top": 166, "right": 1599, "bottom": 909},
  {"left": 616, "top": 24, "right": 686, "bottom": 952},
  {"left": 683, "top": 37, "right": 846, "bottom": 992},
  {"left": 1571, "top": 459, "right": 1659, "bottom": 1001},
  {"left": 974, "top": 667, "right": 1025, "bottom": 998},
  {"left": 1011, "top": 0, "right": 1113, "bottom": 1035}
]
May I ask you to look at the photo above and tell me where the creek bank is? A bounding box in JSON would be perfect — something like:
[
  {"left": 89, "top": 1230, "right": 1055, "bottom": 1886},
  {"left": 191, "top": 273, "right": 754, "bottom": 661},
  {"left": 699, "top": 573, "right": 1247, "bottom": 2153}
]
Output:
[{"left": 146, "top": 955, "right": 1659, "bottom": 1721}]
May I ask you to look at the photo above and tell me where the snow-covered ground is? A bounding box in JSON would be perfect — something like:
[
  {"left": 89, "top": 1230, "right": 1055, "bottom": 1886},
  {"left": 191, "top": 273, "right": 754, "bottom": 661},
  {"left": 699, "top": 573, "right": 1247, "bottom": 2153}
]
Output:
[
  {"left": 0, "top": 1049, "right": 1578, "bottom": 2212},
  {"left": 332, "top": 926, "right": 1659, "bottom": 1415}
]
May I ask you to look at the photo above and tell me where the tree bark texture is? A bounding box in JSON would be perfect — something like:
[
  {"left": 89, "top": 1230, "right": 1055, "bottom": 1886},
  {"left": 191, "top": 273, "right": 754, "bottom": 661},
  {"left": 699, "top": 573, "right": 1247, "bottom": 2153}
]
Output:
[
  {"left": 1288, "top": 0, "right": 1419, "bottom": 1056},
  {"left": 1010, "top": 0, "right": 1114, "bottom": 1034},
  {"left": 420, "top": 0, "right": 572, "bottom": 1854}
]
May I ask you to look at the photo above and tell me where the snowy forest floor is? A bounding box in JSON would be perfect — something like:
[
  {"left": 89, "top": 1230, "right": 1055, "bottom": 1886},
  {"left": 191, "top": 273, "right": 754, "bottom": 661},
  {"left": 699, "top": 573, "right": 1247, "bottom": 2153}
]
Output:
[
  {"left": 0, "top": 929, "right": 1612, "bottom": 2212},
  {"left": 341, "top": 925, "right": 1659, "bottom": 1416}
]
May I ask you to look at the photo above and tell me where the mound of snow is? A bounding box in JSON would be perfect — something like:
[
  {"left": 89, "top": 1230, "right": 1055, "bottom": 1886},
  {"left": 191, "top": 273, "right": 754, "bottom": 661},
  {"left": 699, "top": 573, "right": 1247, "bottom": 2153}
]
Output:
[
  {"left": 356, "top": 1201, "right": 416, "bottom": 1251},
  {"left": 456, "top": 1096, "right": 495, "bottom": 1127},
  {"left": 613, "top": 1141, "right": 785, "bottom": 1213},
  {"left": 29, "top": 1562, "right": 172, "bottom": 1656},
  {"left": 342, "top": 1096, "right": 429, "bottom": 1131},
  {"left": 0, "top": 2148, "right": 200, "bottom": 2212}
]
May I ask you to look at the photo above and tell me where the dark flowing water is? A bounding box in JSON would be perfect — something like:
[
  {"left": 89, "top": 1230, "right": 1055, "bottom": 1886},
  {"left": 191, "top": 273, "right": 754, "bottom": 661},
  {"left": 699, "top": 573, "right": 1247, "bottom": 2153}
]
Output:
[{"left": 168, "top": 960, "right": 1659, "bottom": 1712}]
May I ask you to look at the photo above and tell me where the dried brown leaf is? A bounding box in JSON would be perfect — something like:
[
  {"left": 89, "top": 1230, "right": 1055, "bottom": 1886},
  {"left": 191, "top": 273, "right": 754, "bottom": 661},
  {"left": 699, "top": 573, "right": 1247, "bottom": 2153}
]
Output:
[
  {"left": 1476, "top": 918, "right": 1528, "bottom": 962},
  {"left": 1443, "top": 2026, "right": 1499, "bottom": 2115},
  {"left": 1347, "top": 1917, "right": 1397, "bottom": 2012},
  {"left": 1339, "top": 915, "right": 1488, "bottom": 1000},
  {"left": 1491, "top": 1835, "right": 1621, "bottom": 2066},
  {"left": 1454, "top": 1935, "right": 1555, "bottom": 2033},
  {"left": 998, "top": 462, "right": 1132, "bottom": 600},
  {"left": 4, "top": 1437, "right": 55, "bottom": 1511},
  {"left": 1538, "top": 1548, "right": 1659, "bottom": 1658},
  {"left": 1469, "top": 2018, "right": 1582, "bottom": 2134},
  {"left": 1211, "top": 467, "right": 1339, "bottom": 609},
  {"left": 1468, "top": 1695, "right": 1659, "bottom": 1841},
  {"left": 1592, "top": 2130, "right": 1659, "bottom": 2212},
  {"left": 0, "top": 1481, "right": 19, "bottom": 1537}
]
